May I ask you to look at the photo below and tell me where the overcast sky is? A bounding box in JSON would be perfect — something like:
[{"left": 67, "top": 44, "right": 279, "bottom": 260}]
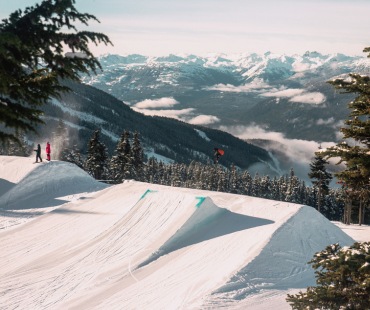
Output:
[{"left": 1, "top": 0, "right": 369, "bottom": 56}]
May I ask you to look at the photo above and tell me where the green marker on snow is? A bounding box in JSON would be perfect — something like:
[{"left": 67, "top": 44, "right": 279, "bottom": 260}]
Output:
[{"left": 195, "top": 196, "right": 206, "bottom": 208}]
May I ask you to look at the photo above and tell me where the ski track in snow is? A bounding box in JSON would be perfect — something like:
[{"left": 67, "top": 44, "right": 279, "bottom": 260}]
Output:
[{"left": 0, "top": 156, "right": 360, "bottom": 309}]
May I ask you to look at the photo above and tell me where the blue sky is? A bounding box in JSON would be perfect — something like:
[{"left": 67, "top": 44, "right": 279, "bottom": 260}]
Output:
[{"left": 1, "top": 0, "right": 369, "bottom": 56}]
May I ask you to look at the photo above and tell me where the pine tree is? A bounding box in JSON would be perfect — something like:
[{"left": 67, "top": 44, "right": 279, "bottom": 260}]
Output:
[
  {"left": 85, "top": 129, "right": 108, "bottom": 180},
  {"left": 131, "top": 131, "right": 144, "bottom": 181},
  {"left": 60, "top": 144, "right": 84, "bottom": 169},
  {"left": 241, "top": 171, "right": 253, "bottom": 196},
  {"left": 0, "top": 0, "right": 111, "bottom": 143},
  {"left": 229, "top": 164, "right": 239, "bottom": 194},
  {"left": 308, "top": 152, "right": 333, "bottom": 213},
  {"left": 285, "top": 168, "right": 301, "bottom": 203},
  {"left": 110, "top": 131, "right": 133, "bottom": 183},
  {"left": 0, "top": 131, "right": 31, "bottom": 156},
  {"left": 146, "top": 157, "right": 159, "bottom": 184},
  {"left": 321, "top": 48, "right": 370, "bottom": 225},
  {"left": 287, "top": 242, "right": 370, "bottom": 310}
]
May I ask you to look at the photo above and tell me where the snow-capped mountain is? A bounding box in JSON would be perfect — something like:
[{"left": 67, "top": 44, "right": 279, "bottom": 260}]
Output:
[{"left": 82, "top": 51, "right": 369, "bottom": 143}]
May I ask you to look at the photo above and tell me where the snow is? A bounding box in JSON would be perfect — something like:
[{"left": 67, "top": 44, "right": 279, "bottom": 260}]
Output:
[
  {"left": 195, "top": 129, "right": 211, "bottom": 141},
  {"left": 0, "top": 156, "right": 367, "bottom": 309}
]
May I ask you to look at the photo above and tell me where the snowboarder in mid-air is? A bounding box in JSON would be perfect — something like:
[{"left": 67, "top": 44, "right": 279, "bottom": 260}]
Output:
[
  {"left": 213, "top": 147, "right": 224, "bottom": 164},
  {"left": 34, "top": 144, "right": 42, "bottom": 163}
]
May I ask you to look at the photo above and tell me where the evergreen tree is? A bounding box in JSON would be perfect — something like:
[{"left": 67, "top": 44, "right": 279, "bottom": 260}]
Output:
[
  {"left": 0, "top": 0, "right": 111, "bottom": 143},
  {"left": 287, "top": 242, "right": 370, "bottom": 310},
  {"left": 146, "top": 157, "right": 159, "bottom": 184},
  {"left": 60, "top": 144, "right": 84, "bottom": 169},
  {"left": 321, "top": 48, "right": 370, "bottom": 224},
  {"left": 217, "top": 167, "right": 227, "bottom": 192},
  {"left": 285, "top": 168, "right": 301, "bottom": 203},
  {"left": 308, "top": 153, "right": 333, "bottom": 213},
  {"left": 229, "top": 164, "right": 239, "bottom": 194},
  {"left": 110, "top": 130, "right": 132, "bottom": 183},
  {"left": 241, "top": 171, "right": 253, "bottom": 196},
  {"left": 0, "top": 130, "right": 31, "bottom": 156},
  {"left": 131, "top": 131, "right": 144, "bottom": 181},
  {"left": 85, "top": 129, "right": 108, "bottom": 180}
]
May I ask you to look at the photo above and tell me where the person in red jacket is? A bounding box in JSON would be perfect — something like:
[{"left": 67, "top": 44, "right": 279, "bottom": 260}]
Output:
[{"left": 46, "top": 142, "right": 51, "bottom": 161}]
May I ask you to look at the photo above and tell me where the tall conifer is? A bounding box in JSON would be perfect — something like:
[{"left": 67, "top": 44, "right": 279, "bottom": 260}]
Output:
[{"left": 0, "top": 0, "right": 111, "bottom": 143}]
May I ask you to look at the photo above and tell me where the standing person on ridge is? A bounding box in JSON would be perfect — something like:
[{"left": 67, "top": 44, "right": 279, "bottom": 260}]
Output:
[
  {"left": 46, "top": 142, "right": 51, "bottom": 161},
  {"left": 34, "top": 144, "right": 42, "bottom": 163}
]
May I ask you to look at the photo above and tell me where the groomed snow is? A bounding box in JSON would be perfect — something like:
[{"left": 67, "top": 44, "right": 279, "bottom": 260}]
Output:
[{"left": 0, "top": 156, "right": 365, "bottom": 309}]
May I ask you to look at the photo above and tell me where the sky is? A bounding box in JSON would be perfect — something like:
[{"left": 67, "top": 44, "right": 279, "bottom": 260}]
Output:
[
  {"left": 1, "top": 0, "right": 370, "bottom": 56},
  {"left": 1, "top": 156, "right": 366, "bottom": 309}
]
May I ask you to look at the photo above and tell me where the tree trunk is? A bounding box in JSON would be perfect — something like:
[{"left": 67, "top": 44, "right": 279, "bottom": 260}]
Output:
[
  {"left": 358, "top": 195, "right": 368, "bottom": 226},
  {"left": 343, "top": 197, "right": 352, "bottom": 225}
]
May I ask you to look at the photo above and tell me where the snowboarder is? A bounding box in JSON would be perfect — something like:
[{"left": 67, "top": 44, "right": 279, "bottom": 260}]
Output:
[
  {"left": 46, "top": 142, "right": 51, "bottom": 161},
  {"left": 34, "top": 144, "right": 42, "bottom": 163},
  {"left": 213, "top": 147, "right": 224, "bottom": 164}
]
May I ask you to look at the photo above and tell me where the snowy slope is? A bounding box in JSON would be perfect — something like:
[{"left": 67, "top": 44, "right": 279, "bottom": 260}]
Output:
[{"left": 0, "top": 156, "right": 357, "bottom": 309}]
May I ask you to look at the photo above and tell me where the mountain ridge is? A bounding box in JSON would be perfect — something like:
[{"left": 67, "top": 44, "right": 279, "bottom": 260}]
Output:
[
  {"left": 81, "top": 51, "right": 369, "bottom": 142},
  {"left": 36, "top": 80, "right": 274, "bottom": 172}
]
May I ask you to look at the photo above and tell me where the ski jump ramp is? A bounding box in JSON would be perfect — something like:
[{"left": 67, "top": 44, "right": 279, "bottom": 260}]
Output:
[{"left": 0, "top": 157, "right": 354, "bottom": 309}]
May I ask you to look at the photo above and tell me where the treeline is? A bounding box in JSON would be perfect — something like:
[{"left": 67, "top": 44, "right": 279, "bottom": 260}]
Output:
[
  {"left": 1, "top": 128, "right": 364, "bottom": 223},
  {"left": 59, "top": 129, "right": 347, "bottom": 222}
]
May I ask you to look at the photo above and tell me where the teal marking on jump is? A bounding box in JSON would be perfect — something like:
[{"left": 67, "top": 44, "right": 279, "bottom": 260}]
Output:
[
  {"left": 140, "top": 189, "right": 157, "bottom": 200},
  {"left": 195, "top": 196, "right": 206, "bottom": 208}
]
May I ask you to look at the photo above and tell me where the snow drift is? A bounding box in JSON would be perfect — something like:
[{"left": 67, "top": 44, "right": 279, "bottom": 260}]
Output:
[{"left": 0, "top": 156, "right": 354, "bottom": 309}]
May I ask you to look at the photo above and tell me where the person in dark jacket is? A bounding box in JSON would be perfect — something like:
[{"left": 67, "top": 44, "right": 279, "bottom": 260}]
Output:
[{"left": 34, "top": 144, "right": 42, "bottom": 163}]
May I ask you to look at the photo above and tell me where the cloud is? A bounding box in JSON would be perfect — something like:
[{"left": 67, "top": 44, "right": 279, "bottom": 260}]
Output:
[
  {"left": 219, "top": 124, "right": 336, "bottom": 183},
  {"left": 132, "top": 107, "right": 194, "bottom": 120},
  {"left": 188, "top": 115, "right": 220, "bottom": 125},
  {"left": 290, "top": 92, "right": 326, "bottom": 104},
  {"left": 134, "top": 97, "right": 179, "bottom": 109},
  {"left": 316, "top": 117, "right": 335, "bottom": 125},
  {"left": 262, "top": 88, "right": 304, "bottom": 98},
  {"left": 261, "top": 88, "right": 326, "bottom": 105},
  {"left": 205, "top": 78, "right": 270, "bottom": 93}
]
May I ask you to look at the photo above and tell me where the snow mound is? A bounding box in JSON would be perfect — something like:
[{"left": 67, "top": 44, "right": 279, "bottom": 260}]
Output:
[
  {"left": 0, "top": 156, "right": 37, "bottom": 196},
  {"left": 0, "top": 157, "right": 356, "bottom": 310},
  {"left": 0, "top": 160, "right": 109, "bottom": 210},
  {"left": 138, "top": 196, "right": 274, "bottom": 268},
  {"left": 205, "top": 206, "right": 354, "bottom": 307}
]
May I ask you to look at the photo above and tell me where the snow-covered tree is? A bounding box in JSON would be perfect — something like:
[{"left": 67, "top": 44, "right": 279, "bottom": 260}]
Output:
[
  {"left": 308, "top": 152, "right": 333, "bottom": 213},
  {"left": 60, "top": 144, "right": 84, "bottom": 169},
  {"left": 287, "top": 242, "right": 370, "bottom": 310},
  {"left": 321, "top": 48, "right": 370, "bottom": 224},
  {"left": 229, "top": 164, "right": 239, "bottom": 194},
  {"left": 131, "top": 131, "right": 144, "bottom": 181},
  {"left": 285, "top": 168, "right": 301, "bottom": 203},
  {"left": 85, "top": 129, "right": 108, "bottom": 180},
  {"left": 110, "top": 131, "right": 133, "bottom": 183},
  {"left": 0, "top": 0, "right": 111, "bottom": 143},
  {"left": 0, "top": 131, "right": 31, "bottom": 156}
]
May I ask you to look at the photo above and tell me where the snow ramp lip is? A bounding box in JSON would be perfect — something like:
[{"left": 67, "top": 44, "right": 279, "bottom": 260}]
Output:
[
  {"left": 208, "top": 205, "right": 355, "bottom": 303},
  {"left": 137, "top": 196, "right": 274, "bottom": 269}
]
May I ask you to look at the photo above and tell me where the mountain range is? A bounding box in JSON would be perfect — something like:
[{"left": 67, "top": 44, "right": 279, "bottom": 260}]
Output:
[
  {"left": 31, "top": 51, "right": 369, "bottom": 181},
  {"left": 81, "top": 51, "right": 369, "bottom": 143}
]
